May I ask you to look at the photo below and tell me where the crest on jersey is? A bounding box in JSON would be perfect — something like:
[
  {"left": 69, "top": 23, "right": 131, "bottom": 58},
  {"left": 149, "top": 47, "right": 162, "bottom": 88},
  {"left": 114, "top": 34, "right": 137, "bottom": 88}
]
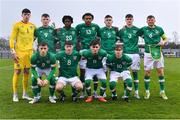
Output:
[
  {"left": 92, "top": 27, "right": 95, "bottom": 30},
  {"left": 98, "top": 56, "right": 102, "bottom": 60},
  {"left": 30, "top": 26, "right": 33, "bottom": 29},
  {"left": 47, "top": 60, "right": 50, "bottom": 64},
  {"left": 133, "top": 30, "right": 137, "bottom": 34},
  {"left": 122, "top": 61, "right": 126, "bottom": 65},
  {"left": 155, "top": 30, "right": 159, "bottom": 34},
  {"left": 42, "top": 63, "right": 45, "bottom": 67},
  {"left": 72, "top": 31, "right": 75, "bottom": 35},
  {"left": 37, "top": 60, "right": 40, "bottom": 63},
  {"left": 112, "top": 31, "right": 116, "bottom": 34},
  {"left": 44, "top": 33, "right": 48, "bottom": 37},
  {"left": 49, "top": 30, "right": 53, "bottom": 33},
  {"left": 73, "top": 56, "right": 77, "bottom": 60}
]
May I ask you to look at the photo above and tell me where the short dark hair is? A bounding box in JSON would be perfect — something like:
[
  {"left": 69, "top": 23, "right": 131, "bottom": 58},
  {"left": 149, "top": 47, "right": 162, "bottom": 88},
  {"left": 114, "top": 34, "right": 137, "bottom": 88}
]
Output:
[
  {"left": 41, "top": 13, "right": 50, "bottom": 18},
  {"left": 105, "top": 15, "right": 112, "bottom": 19},
  {"left": 90, "top": 39, "right": 100, "bottom": 46},
  {"left": 147, "top": 15, "right": 155, "bottom": 19},
  {"left": 115, "top": 41, "right": 123, "bottom": 50},
  {"left": 22, "top": 8, "right": 31, "bottom": 14},
  {"left": 38, "top": 41, "right": 48, "bottom": 47},
  {"left": 82, "top": 13, "right": 94, "bottom": 20},
  {"left": 65, "top": 41, "right": 73, "bottom": 46},
  {"left": 125, "top": 14, "right": 133, "bottom": 18},
  {"left": 62, "top": 15, "right": 73, "bottom": 23}
]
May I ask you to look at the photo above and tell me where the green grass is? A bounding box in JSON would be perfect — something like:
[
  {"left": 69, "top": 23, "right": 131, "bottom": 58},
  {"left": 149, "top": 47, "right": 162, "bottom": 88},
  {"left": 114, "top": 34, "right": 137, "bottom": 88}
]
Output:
[{"left": 0, "top": 58, "right": 180, "bottom": 119}]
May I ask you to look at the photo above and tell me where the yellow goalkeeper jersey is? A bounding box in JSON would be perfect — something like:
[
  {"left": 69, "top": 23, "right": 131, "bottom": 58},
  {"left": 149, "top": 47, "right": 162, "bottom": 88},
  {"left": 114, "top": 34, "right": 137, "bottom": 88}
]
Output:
[{"left": 9, "top": 21, "right": 36, "bottom": 51}]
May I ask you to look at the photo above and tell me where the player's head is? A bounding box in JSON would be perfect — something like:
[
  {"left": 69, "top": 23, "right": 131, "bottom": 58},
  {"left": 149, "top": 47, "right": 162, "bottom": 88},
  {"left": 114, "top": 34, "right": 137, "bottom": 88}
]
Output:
[
  {"left": 125, "top": 14, "right": 134, "bottom": 26},
  {"left": 82, "top": 13, "right": 94, "bottom": 26},
  {"left": 62, "top": 15, "right": 73, "bottom": 28},
  {"left": 115, "top": 41, "right": 123, "bottom": 58},
  {"left": 21, "top": 8, "right": 31, "bottom": 23},
  {"left": 41, "top": 13, "right": 51, "bottom": 27},
  {"left": 65, "top": 41, "right": 73, "bottom": 54},
  {"left": 38, "top": 42, "right": 48, "bottom": 56},
  {"left": 104, "top": 15, "right": 113, "bottom": 27},
  {"left": 90, "top": 39, "right": 100, "bottom": 55},
  {"left": 147, "top": 15, "right": 156, "bottom": 27}
]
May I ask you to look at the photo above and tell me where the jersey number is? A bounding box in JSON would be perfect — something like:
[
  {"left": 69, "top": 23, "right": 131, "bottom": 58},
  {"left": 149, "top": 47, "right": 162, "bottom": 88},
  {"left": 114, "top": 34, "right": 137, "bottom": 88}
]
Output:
[
  {"left": 66, "top": 35, "right": 72, "bottom": 41},
  {"left": 67, "top": 60, "right": 71, "bottom": 65}
]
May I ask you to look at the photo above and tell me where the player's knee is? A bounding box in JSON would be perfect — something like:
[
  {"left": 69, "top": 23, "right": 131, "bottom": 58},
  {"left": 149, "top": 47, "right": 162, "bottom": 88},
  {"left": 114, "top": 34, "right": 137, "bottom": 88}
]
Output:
[
  {"left": 100, "top": 79, "right": 107, "bottom": 88},
  {"left": 125, "top": 79, "right": 132, "bottom": 91},
  {"left": 85, "top": 79, "right": 91, "bottom": 87},
  {"left": 157, "top": 68, "right": 164, "bottom": 76},
  {"left": 14, "top": 69, "right": 21, "bottom": 74},
  {"left": 75, "top": 82, "right": 83, "bottom": 91},
  {"left": 55, "top": 83, "right": 64, "bottom": 92},
  {"left": 24, "top": 68, "right": 30, "bottom": 74},
  {"left": 109, "top": 81, "right": 116, "bottom": 90},
  {"left": 145, "top": 70, "right": 151, "bottom": 76}
]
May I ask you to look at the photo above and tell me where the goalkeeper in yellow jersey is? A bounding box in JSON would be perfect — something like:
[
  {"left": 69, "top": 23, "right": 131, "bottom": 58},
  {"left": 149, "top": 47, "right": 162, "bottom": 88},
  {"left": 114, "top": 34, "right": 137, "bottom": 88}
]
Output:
[{"left": 9, "top": 8, "right": 36, "bottom": 102}]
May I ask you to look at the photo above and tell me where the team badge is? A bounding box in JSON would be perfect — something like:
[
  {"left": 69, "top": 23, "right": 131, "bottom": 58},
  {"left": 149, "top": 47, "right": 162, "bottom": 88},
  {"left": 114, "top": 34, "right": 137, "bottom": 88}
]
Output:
[
  {"left": 72, "top": 31, "right": 75, "bottom": 35},
  {"left": 42, "top": 63, "right": 45, "bottom": 67},
  {"left": 92, "top": 27, "right": 95, "bottom": 30},
  {"left": 73, "top": 56, "right": 77, "bottom": 60},
  {"left": 122, "top": 61, "right": 126, "bottom": 65},
  {"left": 46, "top": 60, "right": 50, "bottom": 64}
]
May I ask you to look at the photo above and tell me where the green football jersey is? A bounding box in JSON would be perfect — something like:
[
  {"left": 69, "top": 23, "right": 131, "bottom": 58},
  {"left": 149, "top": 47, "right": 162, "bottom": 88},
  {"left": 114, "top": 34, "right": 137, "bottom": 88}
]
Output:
[
  {"left": 31, "top": 52, "right": 56, "bottom": 80},
  {"left": 99, "top": 27, "right": 117, "bottom": 54},
  {"left": 76, "top": 23, "right": 100, "bottom": 49},
  {"left": 81, "top": 49, "right": 107, "bottom": 69},
  {"left": 137, "top": 25, "right": 165, "bottom": 53},
  {"left": 31, "top": 52, "right": 56, "bottom": 69},
  {"left": 35, "top": 26, "right": 57, "bottom": 53},
  {"left": 118, "top": 26, "right": 139, "bottom": 54},
  {"left": 106, "top": 53, "right": 132, "bottom": 73},
  {"left": 56, "top": 50, "right": 81, "bottom": 78},
  {"left": 56, "top": 27, "right": 77, "bottom": 50}
]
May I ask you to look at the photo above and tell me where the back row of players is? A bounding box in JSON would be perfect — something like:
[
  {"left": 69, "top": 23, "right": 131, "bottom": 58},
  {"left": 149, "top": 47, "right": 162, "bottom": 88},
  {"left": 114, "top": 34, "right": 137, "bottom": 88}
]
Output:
[{"left": 10, "top": 8, "right": 168, "bottom": 104}]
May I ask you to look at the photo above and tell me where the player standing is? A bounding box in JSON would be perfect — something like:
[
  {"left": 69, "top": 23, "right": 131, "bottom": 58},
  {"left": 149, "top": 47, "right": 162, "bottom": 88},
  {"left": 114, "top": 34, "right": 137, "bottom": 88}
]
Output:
[
  {"left": 9, "top": 8, "right": 35, "bottom": 102},
  {"left": 76, "top": 13, "right": 100, "bottom": 98},
  {"left": 137, "top": 15, "right": 168, "bottom": 100},
  {"left": 118, "top": 14, "right": 141, "bottom": 99}
]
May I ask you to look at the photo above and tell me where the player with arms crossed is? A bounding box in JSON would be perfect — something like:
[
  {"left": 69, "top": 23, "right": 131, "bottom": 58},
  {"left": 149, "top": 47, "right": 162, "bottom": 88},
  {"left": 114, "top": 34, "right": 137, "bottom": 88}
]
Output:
[
  {"left": 9, "top": 8, "right": 35, "bottom": 102},
  {"left": 137, "top": 15, "right": 168, "bottom": 100},
  {"left": 29, "top": 42, "right": 56, "bottom": 104},
  {"left": 118, "top": 14, "right": 141, "bottom": 99},
  {"left": 55, "top": 41, "right": 83, "bottom": 102}
]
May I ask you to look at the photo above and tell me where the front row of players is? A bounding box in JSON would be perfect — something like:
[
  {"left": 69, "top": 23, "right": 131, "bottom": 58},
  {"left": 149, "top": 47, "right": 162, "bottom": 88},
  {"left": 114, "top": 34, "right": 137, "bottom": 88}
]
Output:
[{"left": 29, "top": 39, "right": 133, "bottom": 104}]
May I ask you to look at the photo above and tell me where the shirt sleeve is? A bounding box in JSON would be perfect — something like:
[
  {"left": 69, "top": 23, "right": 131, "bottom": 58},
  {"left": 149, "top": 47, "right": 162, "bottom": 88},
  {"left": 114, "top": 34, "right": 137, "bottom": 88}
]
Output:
[{"left": 9, "top": 23, "right": 18, "bottom": 49}]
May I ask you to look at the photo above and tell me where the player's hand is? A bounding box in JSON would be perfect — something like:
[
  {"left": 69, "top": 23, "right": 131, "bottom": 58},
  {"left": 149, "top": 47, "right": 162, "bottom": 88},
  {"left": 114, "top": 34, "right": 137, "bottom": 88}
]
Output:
[
  {"left": 43, "top": 79, "right": 48, "bottom": 87},
  {"left": 158, "top": 40, "right": 165, "bottom": 46},
  {"left": 37, "top": 78, "right": 44, "bottom": 86},
  {"left": 12, "top": 53, "right": 19, "bottom": 63}
]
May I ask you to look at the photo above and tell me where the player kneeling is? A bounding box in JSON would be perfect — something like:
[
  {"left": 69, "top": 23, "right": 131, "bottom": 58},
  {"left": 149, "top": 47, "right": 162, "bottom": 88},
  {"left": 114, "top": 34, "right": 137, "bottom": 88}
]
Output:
[
  {"left": 29, "top": 42, "right": 57, "bottom": 104},
  {"left": 56, "top": 41, "right": 83, "bottom": 102},
  {"left": 107, "top": 42, "right": 133, "bottom": 102}
]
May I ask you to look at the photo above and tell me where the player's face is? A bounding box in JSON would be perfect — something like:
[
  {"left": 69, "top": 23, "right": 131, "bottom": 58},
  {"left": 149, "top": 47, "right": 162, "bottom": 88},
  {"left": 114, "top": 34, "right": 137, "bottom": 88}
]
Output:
[
  {"left": 41, "top": 17, "right": 50, "bottom": 27},
  {"left": 147, "top": 18, "right": 156, "bottom": 27},
  {"left": 22, "top": 13, "right": 31, "bottom": 23},
  {"left": 39, "top": 45, "right": 48, "bottom": 56},
  {"left": 125, "top": 17, "right": 133, "bottom": 26},
  {"left": 65, "top": 45, "right": 73, "bottom": 54},
  {"left": 83, "top": 16, "right": 93, "bottom": 26},
  {"left": 91, "top": 44, "right": 100, "bottom": 54},
  {"left": 115, "top": 48, "right": 123, "bottom": 58},
  {"left": 64, "top": 19, "right": 72, "bottom": 28},
  {"left": 104, "top": 17, "right": 113, "bottom": 27}
]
